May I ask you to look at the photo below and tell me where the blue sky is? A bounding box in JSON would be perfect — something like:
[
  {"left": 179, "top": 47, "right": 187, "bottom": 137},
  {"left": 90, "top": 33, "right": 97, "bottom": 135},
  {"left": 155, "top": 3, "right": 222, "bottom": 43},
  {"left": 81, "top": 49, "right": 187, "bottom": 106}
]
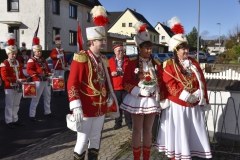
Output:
[{"left": 99, "top": 0, "right": 240, "bottom": 40}]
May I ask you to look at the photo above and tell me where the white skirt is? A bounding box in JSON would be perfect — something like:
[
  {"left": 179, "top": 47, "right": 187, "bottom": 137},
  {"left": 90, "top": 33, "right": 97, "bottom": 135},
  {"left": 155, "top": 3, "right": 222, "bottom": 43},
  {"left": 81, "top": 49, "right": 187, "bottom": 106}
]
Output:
[
  {"left": 155, "top": 101, "right": 212, "bottom": 160},
  {"left": 120, "top": 93, "right": 160, "bottom": 115}
]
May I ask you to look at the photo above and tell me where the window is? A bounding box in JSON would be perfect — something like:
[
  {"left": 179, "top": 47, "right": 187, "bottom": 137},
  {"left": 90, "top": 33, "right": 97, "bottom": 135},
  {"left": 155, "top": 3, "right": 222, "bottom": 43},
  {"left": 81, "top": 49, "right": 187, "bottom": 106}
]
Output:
[
  {"left": 7, "top": 0, "right": 19, "bottom": 12},
  {"left": 129, "top": 23, "right": 132, "bottom": 27},
  {"left": 150, "top": 35, "right": 152, "bottom": 41},
  {"left": 122, "top": 23, "right": 126, "bottom": 27},
  {"left": 69, "top": 4, "right": 77, "bottom": 19},
  {"left": 161, "top": 36, "right": 165, "bottom": 40},
  {"left": 52, "top": 0, "right": 60, "bottom": 15},
  {"left": 154, "top": 35, "right": 155, "bottom": 42},
  {"left": 52, "top": 27, "right": 60, "bottom": 43},
  {"left": 87, "top": 12, "right": 91, "bottom": 22},
  {"left": 69, "top": 30, "right": 77, "bottom": 45}
]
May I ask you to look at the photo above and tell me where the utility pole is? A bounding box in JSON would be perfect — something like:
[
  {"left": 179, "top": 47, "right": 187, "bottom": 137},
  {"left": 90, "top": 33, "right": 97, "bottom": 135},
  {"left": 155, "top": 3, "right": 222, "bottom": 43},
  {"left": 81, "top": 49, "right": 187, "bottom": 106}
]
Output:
[
  {"left": 217, "top": 23, "right": 221, "bottom": 54},
  {"left": 197, "top": 0, "right": 200, "bottom": 62}
]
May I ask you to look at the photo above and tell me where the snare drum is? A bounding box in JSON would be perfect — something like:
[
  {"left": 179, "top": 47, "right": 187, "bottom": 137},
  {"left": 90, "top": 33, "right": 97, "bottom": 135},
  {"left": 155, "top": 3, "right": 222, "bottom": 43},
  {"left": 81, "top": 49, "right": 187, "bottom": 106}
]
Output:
[
  {"left": 22, "top": 82, "right": 37, "bottom": 98},
  {"left": 52, "top": 77, "right": 65, "bottom": 91}
]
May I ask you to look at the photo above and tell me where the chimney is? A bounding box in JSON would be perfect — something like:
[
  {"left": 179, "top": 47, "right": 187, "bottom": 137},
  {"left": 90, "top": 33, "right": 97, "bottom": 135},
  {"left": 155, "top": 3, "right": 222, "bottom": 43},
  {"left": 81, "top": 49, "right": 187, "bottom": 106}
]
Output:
[{"left": 132, "top": 8, "right": 136, "bottom": 12}]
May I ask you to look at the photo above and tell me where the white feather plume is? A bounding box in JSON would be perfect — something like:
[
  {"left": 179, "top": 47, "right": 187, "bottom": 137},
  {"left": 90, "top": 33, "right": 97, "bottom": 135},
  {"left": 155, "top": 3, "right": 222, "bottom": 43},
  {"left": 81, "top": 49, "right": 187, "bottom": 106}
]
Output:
[
  {"left": 91, "top": 6, "right": 107, "bottom": 18},
  {"left": 168, "top": 16, "right": 181, "bottom": 29},
  {"left": 133, "top": 21, "right": 144, "bottom": 33},
  {"left": 5, "top": 33, "right": 15, "bottom": 41},
  {"left": 55, "top": 35, "right": 60, "bottom": 39}
]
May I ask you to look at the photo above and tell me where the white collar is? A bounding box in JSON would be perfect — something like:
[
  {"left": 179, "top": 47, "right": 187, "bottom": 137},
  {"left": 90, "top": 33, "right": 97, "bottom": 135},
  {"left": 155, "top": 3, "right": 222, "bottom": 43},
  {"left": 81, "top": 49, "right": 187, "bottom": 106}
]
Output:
[
  {"left": 93, "top": 52, "right": 100, "bottom": 58},
  {"left": 139, "top": 56, "right": 149, "bottom": 62}
]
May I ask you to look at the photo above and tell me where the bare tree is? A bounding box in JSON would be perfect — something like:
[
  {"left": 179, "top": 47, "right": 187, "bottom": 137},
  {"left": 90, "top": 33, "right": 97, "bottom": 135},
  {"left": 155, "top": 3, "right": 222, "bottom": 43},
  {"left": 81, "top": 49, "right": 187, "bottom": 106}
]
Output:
[{"left": 226, "top": 25, "right": 240, "bottom": 49}]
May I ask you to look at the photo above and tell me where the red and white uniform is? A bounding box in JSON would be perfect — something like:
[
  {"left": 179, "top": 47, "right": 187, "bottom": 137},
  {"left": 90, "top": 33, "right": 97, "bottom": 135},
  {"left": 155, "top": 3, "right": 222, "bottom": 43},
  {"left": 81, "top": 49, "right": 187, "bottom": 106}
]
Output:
[
  {"left": 18, "top": 55, "right": 29, "bottom": 76},
  {"left": 108, "top": 55, "right": 129, "bottom": 90},
  {"left": 27, "top": 56, "right": 52, "bottom": 117},
  {"left": 67, "top": 50, "right": 114, "bottom": 154},
  {"left": 1, "top": 59, "right": 26, "bottom": 124},
  {"left": 50, "top": 48, "right": 67, "bottom": 78},
  {"left": 155, "top": 57, "right": 212, "bottom": 159},
  {"left": 120, "top": 57, "right": 166, "bottom": 115}
]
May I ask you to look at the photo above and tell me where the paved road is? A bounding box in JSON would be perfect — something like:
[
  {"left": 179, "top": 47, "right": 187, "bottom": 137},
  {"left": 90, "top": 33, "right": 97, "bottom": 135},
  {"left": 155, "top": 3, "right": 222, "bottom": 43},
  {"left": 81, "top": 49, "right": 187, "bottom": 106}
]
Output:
[{"left": 0, "top": 86, "right": 70, "bottom": 159}]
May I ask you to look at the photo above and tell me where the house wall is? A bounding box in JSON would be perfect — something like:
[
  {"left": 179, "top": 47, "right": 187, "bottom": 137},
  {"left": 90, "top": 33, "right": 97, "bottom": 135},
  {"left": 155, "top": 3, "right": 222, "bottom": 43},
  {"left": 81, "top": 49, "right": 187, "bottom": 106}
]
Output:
[
  {"left": 0, "top": 0, "right": 96, "bottom": 52},
  {"left": 0, "top": 0, "right": 45, "bottom": 49},
  {"left": 108, "top": 9, "right": 137, "bottom": 45},
  {"left": 155, "top": 23, "right": 171, "bottom": 51}
]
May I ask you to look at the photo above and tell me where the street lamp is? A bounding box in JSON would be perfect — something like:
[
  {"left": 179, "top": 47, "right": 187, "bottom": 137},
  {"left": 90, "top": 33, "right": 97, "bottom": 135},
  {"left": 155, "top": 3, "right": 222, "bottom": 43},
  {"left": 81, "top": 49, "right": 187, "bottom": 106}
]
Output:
[
  {"left": 197, "top": 0, "right": 200, "bottom": 62},
  {"left": 217, "top": 23, "right": 221, "bottom": 54}
]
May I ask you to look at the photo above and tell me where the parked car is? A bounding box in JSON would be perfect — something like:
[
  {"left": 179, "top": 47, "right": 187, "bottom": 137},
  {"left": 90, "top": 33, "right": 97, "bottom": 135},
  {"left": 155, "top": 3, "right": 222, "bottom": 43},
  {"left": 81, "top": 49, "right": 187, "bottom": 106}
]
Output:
[
  {"left": 152, "top": 53, "right": 170, "bottom": 62},
  {"left": 210, "top": 50, "right": 219, "bottom": 56},
  {"left": 188, "top": 51, "right": 197, "bottom": 58},
  {"left": 198, "top": 52, "right": 208, "bottom": 61},
  {"left": 166, "top": 52, "right": 174, "bottom": 58}
]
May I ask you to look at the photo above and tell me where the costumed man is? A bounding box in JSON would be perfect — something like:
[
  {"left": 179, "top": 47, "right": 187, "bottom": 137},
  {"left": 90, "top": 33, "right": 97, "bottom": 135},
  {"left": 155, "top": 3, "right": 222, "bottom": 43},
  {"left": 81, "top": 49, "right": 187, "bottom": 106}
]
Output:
[
  {"left": 18, "top": 42, "right": 29, "bottom": 77},
  {"left": 67, "top": 6, "right": 119, "bottom": 160},
  {"left": 1, "top": 33, "right": 26, "bottom": 129},
  {"left": 108, "top": 43, "right": 132, "bottom": 131},
  {"left": 50, "top": 35, "right": 67, "bottom": 96},
  {"left": 27, "top": 37, "right": 54, "bottom": 122}
]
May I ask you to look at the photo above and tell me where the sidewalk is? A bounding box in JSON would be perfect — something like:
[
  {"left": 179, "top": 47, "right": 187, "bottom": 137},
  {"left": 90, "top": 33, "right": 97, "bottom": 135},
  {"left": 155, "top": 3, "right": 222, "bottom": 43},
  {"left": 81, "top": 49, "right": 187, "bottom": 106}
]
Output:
[
  {"left": 2, "top": 117, "right": 132, "bottom": 160},
  {"left": 1, "top": 115, "right": 229, "bottom": 160}
]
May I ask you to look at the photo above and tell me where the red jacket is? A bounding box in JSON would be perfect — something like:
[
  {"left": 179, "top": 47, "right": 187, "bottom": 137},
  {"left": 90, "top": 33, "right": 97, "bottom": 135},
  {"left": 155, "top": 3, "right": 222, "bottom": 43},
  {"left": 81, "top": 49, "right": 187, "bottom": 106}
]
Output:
[
  {"left": 162, "top": 57, "right": 209, "bottom": 107},
  {"left": 122, "top": 57, "right": 166, "bottom": 100},
  {"left": 67, "top": 50, "right": 111, "bottom": 117},
  {"left": 26, "top": 57, "right": 51, "bottom": 82},
  {"left": 50, "top": 48, "right": 67, "bottom": 70},
  {"left": 1, "top": 59, "right": 26, "bottom": 89},
  {"left": 108, "top": 55, "right": 129, "bottom": 90},
  {"left": 17, "top": 55, "right": 29, "bottom": 67}
]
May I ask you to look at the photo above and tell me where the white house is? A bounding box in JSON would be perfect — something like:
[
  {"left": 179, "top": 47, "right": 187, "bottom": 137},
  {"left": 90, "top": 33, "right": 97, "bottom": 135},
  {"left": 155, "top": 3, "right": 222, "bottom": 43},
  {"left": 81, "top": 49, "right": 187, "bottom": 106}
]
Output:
[
  {"left": 154, "top": 22, "right": 174, "bottom": 52},
  {"left": 0, "top": 0, "right": 102, "bottom": 52},
  {"left": 108, "top": 8, "right": 166, "bottom": 55}
]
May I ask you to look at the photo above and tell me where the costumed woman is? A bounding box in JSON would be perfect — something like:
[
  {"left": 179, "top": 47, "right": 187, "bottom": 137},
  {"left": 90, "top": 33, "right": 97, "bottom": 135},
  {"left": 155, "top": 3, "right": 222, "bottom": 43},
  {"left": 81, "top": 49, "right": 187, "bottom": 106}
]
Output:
[
  {"left": 120, "top": 21, "right": 166, "bottom": 160},
  {"left": 155, "top": 17, "right": 212, "bottom": 160},
  {"left": 18, "top": 42, "right": 29, "bottom": 77}
]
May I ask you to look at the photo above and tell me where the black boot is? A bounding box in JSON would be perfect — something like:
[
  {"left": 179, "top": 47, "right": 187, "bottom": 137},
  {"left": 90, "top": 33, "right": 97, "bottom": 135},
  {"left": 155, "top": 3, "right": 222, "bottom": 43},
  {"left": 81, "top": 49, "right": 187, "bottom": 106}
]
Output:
[
  {"left": 88, "top": 148, "right": 99, "bottom": 160},
  {"left": 73, "top": 151, "right": 86, "bottom": 160}
]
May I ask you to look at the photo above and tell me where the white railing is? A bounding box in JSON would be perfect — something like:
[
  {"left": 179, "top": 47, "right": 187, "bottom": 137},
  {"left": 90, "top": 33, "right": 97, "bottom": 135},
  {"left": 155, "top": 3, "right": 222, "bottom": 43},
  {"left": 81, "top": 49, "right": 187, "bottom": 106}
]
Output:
[{"left": 204, "top": 69, "right": 240, "bottom": 80}]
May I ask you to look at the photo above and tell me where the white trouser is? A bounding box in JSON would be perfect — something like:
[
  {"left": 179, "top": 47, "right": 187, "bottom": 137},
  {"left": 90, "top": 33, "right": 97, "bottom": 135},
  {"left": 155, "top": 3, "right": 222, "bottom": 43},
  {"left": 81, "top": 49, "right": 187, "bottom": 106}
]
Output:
[
  {"left": 53, "top": 70, "right": 65, "bottom": 78},
  {"left": 74, "top": 115, "right": 105, "bottom": 154},
  {"left": 29, "top": 81, "right": 51, "bottom": 117},
  {"left": 4, "top": 89, "right": 22, "bottom": 124}
]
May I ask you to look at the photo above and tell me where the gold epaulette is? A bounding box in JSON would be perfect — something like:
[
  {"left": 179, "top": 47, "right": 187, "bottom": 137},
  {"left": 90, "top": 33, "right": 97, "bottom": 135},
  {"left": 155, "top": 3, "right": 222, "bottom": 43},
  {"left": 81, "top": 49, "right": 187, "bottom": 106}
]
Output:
[
  {"left": 129, "top": 56, "right": 137, "bottom": 61},
  {"left": 163, "top": 59, "right": 172, "bottom": 69},
  {"left": 153, "top": 58, "right": 161, "bottom": 66},
  {"left": 101, "top": 54, "right": 109, "bottom": 67},
  {"left": 73, "top": 50, "right": 88, "bottom": 63}
]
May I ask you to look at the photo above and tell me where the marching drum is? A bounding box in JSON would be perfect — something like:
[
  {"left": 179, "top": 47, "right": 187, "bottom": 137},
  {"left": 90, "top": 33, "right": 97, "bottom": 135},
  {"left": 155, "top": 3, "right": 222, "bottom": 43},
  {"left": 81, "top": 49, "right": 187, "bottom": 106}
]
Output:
[
  {"left": 22, "top": 82, "right": 37, "bottom": 98},
  {"left": 52, "top": 76, "right": 65, "bottom": 91}
]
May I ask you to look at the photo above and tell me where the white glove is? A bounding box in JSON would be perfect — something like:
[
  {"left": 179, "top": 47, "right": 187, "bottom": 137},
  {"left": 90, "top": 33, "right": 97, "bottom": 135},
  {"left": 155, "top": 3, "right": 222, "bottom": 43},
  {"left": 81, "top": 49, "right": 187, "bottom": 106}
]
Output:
[
  {"left": 187, "top": 94, "right": 198, "bottom": 104},
  {"left": 73, "top": 107, "right": 83, "bottom": 122},
  {"left": 57, "top": 54, "right": 63, "bottom": 58},
  {"left": 107, "top": 96, "right": 113, "bottom": 108},
  {"left": 139, "top": 88, "right": 150, "bottom": 97},
  {"left": 143, "top": 84, "right": 156, "bottom": 93},
  {"left": 193, "top": 89, "right": 201, "bottom": 99}
]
